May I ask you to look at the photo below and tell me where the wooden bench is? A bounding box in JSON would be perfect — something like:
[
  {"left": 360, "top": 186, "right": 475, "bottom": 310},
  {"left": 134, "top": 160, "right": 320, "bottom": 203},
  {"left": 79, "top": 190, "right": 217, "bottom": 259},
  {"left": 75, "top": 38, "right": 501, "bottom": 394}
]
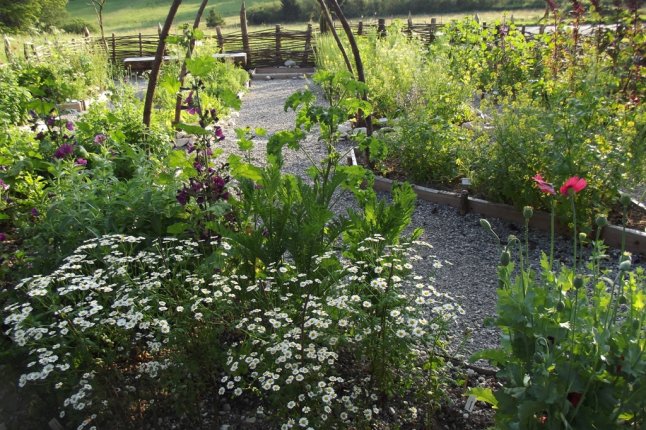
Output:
[
  {"left": 212, "top": 52, "right": 247, "bottom": 67},
  {"left": 124, "top": 52, "right": 248, "bottom": 73},
  {"left": 123, "top": 55, "right": 175, "bottom": 73}
]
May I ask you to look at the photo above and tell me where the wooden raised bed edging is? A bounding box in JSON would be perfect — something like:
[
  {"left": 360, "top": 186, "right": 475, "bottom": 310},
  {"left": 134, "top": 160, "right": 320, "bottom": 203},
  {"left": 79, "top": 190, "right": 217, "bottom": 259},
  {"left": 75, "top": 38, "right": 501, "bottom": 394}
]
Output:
[{"left": 351, "top": 149, "right": 646, "bottom": 255}]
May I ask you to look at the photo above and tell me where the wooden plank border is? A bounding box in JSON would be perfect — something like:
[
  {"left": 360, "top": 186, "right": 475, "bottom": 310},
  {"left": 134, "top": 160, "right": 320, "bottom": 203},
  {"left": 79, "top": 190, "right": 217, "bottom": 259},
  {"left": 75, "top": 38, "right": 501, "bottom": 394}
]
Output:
[{"left": 352, "top": 149, "right": 646, "bottom": 254}]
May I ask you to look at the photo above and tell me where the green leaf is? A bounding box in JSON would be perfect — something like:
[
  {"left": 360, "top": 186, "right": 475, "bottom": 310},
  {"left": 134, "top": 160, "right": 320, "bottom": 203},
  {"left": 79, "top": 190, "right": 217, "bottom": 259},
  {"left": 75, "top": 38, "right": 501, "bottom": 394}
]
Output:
[
  {"left": 217, "top": 89, "right": 242, "bottom": 110},
  {"left": 228, "top": 155, "right": 263, "bottom": 182},
  {"left": 176, "top": 123, "right": 211, "bottom": 136},
  {"left": 470, "top": 348, "right": 508, "bottom": 365},
  {"left": 186, "top": 56, "right": 217, "bottom": 78},
  {"left": 167, "top": 222, "right": 188, "bottom": 235},
  {"left": 467, "top": 387, "right": 498, "bottom": 408}
]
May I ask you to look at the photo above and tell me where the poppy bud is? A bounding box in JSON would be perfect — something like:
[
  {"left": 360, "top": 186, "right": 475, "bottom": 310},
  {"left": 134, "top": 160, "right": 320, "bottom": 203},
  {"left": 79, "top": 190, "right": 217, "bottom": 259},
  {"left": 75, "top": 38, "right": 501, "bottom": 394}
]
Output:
[
  {"left": 573, "top": 276, "right": 584, "bottom": 289},
  {"left": 479, "top": 218, "right": 492, "bottom": 230},
  {"left": 619, "top": 259, "right": 631, "bottom": 272},
  {"left": 523, "top": 206, "right": 533, "bottom": 219},
  {"left": 556, "top": 301, "right": 565, "bottom": 311},
  {"left": 578, "top": 232, "right": 586, "bottom": 242},
  {"left": 533, "top": 352, "right": 544, "bottom": 363},
  {"left": 500, "top": 251, "right": 511, "bottom": 266}
]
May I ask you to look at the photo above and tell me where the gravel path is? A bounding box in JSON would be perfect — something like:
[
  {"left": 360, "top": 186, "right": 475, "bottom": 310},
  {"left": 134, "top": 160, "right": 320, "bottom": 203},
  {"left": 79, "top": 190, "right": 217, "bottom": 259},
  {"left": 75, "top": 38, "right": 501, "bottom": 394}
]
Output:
[{"left": 217, "top": 78, "right": 584, "bottom": 358}]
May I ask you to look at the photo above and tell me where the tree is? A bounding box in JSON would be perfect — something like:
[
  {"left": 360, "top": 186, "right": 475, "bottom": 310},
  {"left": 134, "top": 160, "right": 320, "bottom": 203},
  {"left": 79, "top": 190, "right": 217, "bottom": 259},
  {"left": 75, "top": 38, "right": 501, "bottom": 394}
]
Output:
[
  {"left": 0, "top": 0, "right": 67, "bottom": 31},
  {"left": 206, "top": 7, "right": 224, "bottom": 27},
  {"left": 89, "top": 0, "right": 107, "bottom": 52},
  {"left": 280, "top": 0, "right": 301, "bottom": 21}
]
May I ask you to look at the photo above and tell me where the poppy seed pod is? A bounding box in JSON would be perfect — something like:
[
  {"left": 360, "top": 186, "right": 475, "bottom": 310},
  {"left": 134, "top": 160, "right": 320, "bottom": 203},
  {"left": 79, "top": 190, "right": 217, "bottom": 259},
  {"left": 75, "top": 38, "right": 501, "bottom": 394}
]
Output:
[
  {"left": 619, "top": 193, "right": 631, "bottom": 206},
  {"left": 595, "top": 215, "right": 608, "bottom": 228},
  {"left": 556, "top": 301, "right": 565, "bottom": 311}
]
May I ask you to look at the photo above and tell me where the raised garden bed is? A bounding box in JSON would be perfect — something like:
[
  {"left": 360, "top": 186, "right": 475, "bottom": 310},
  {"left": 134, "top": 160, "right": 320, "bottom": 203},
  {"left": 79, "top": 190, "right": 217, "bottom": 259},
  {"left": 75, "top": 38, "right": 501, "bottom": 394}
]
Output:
[{"left": 350, "top": 148, "right": 646, "bottom": 255}]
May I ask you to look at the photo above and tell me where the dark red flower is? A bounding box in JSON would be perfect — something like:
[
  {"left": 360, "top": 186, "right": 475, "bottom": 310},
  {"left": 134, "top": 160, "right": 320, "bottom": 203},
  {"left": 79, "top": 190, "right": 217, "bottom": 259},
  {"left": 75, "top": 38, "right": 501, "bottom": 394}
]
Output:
[{"left": 567, "top": 392, "right": 583, "bottom": 407}]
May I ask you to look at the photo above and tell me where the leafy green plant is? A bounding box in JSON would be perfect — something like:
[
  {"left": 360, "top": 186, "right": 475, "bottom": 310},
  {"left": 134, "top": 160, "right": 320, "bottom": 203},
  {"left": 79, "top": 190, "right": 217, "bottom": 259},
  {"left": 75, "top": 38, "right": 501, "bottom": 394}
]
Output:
[{"left": 474, "top": 179, "right": 646, "bottom": 429}]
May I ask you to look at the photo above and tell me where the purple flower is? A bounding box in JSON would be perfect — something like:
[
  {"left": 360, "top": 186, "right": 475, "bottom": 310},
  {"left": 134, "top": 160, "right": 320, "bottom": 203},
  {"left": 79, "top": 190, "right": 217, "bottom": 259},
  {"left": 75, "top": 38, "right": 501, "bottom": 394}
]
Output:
[
  {"left": 54, "top": 143, "right": 74, "bottom": 159},
  {"left": 0, "top": 232, "right": 6, "bottom": 242},
  {"left": 0, "top": 179, "right": 9, "bottom": 191},
  {"left": 76, "top": 158, "right": 88, "bottom": 166},
  {"left": 184, "top": 91, "right": 194, "bottom": 106},
  {"left": 94, "top": 134, "right": 107, "bottom": 145},
  {"left": 214, "top": 126, "right": 225, "bottom": 141},
  {"left": 66, "top": 121, "right": 75, "bottom": 131},
  {"left": 31, "top": 207, "right": 39, "bottom": 218},
  {"left": 46, "top": 116, "right": 56, "bottom": 127},
  {"left": 187, "top": 106, "right": 201, "bottom": 115},
  {"left": 213, "top": 176, "right": 225, "bottom": 189},
  {"left": 176, "top": 188, "right": 189, "bottom": 206}
]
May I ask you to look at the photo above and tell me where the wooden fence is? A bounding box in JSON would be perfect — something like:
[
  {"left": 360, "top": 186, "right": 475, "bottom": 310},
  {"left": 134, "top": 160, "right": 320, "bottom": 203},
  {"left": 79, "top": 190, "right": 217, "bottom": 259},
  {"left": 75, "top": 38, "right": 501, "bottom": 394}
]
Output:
[{"left": 3, "top": 8, "right": 618, "bottom": 70}]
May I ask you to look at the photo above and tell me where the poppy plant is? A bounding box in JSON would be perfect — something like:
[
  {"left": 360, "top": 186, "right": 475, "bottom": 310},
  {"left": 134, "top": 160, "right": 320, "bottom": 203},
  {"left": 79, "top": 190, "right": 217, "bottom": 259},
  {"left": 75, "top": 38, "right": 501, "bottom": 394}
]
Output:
[
  {"left": 560, "top": 176, "right": 587, "bottom": 196},
  {"left": 532, "top": 174, "right": 556, "bottom": 195}
]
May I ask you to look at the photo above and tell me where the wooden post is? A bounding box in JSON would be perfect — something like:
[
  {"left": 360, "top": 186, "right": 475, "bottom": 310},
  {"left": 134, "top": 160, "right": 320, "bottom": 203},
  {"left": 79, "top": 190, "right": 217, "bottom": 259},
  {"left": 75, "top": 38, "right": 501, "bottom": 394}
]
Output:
[
  {"left": 357, "top": 20, "right": 363, "bottom": 35},
  {"left": 3, "top": 35, "right": 12, "bottom": 61},
  {"left": 302, "top": 23, "right": 312, "bottom": 66},
  {"left": 378, "top": 18, "right": 386, "bottom": 38},
  {"left": 215, "top": 25, "right": 224, "bottom": 51},
  {"left": 138, "top": 33, "right": 143, "bottom": 55},
  {"left": 275, "top": 24, "right": 282, "bottom": 64},
  {"left": 143, "top": 0, "right": 183, "bottom": 127},
  {"left": 23, "top": 42, "right": 30, "bottom": 59},
  {"left": 240, "top": 2, "right": 251, "bottom": 66},
  {"left": 429, "top": 18, "right": 437, "bottom": 44},
  {"left": 111, "top": 33, "right": 116, "bottom": 63},
  {"left": 407, "top": 12, "right": 413, "bottom": 37}
]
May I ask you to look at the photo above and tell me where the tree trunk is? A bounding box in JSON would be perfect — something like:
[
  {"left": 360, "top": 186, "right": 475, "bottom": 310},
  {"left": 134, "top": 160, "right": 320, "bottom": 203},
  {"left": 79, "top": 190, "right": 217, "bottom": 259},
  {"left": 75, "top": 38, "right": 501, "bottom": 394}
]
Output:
[
  {"left": 143, "top": 0, "right": 183, "bottom": 127},
  {"left": 173, "top": 0, "right": 210, "bottom": 126},
  {"left": 315, "top": 0, "right": 353, "bottom": 75}
]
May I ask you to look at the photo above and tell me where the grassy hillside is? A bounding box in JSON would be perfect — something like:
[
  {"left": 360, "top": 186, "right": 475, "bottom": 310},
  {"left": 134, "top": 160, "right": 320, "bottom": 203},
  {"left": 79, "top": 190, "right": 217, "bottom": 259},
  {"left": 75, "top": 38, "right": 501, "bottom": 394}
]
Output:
[{"left": 66, "top": 0, "right": 277, "bottom": 34}]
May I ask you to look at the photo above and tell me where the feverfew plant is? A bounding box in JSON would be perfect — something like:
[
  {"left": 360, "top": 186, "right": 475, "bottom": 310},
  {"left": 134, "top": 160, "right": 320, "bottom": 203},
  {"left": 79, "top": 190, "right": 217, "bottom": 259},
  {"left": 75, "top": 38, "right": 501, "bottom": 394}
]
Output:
[
  {"left": 218, "top": 236, "right": 462, "bottom": 428},
  {"left": 3, "top": 235, "right": 233, "bottom": 428}
]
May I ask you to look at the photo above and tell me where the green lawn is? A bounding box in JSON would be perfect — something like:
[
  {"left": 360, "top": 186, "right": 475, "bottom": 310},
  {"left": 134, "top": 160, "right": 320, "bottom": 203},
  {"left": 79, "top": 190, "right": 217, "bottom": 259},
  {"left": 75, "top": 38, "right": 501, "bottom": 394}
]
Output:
[{"left": 65, "top": 0, "right": 277, "bottom": 34}]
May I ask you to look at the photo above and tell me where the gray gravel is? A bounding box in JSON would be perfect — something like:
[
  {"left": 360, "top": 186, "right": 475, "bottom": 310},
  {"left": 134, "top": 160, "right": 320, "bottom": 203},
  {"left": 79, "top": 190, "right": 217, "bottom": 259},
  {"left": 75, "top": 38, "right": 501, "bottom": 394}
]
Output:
[{"left": 215, "top": 78, "right": 586, "bottom": 358}]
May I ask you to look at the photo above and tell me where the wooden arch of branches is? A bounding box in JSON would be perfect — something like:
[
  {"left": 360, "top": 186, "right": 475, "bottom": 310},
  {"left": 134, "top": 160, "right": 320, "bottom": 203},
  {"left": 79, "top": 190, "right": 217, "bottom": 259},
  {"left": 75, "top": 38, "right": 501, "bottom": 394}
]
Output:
[{"left": 143, "top": 0, "right": 372, "bottom": 142}]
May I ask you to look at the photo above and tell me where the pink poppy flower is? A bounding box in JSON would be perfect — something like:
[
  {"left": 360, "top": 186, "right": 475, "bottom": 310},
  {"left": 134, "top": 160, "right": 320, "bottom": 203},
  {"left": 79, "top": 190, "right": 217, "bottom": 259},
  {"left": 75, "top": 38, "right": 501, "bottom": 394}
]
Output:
[
  {"left": 560, "top": 176, "right": 587, "bottom": 196},
  {"left": 532, "top": 174, "right": 556, "bottom": 195}
]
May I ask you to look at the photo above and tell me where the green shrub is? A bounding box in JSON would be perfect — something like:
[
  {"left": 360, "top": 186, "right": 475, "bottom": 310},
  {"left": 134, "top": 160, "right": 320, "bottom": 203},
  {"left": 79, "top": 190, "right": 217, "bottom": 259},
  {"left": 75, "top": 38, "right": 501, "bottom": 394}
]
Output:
[
  {"left": 61, "top": 18, "right": 97, "bottom": 34},
  {"left": 0, "top": 67, "right": 32, "bottom": 127},
  {"left": 247, "top": 3, "right": 282, "bottom": 25},
  {"left": 205, "top": 8, "right": 225, "bottom": 28}
]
